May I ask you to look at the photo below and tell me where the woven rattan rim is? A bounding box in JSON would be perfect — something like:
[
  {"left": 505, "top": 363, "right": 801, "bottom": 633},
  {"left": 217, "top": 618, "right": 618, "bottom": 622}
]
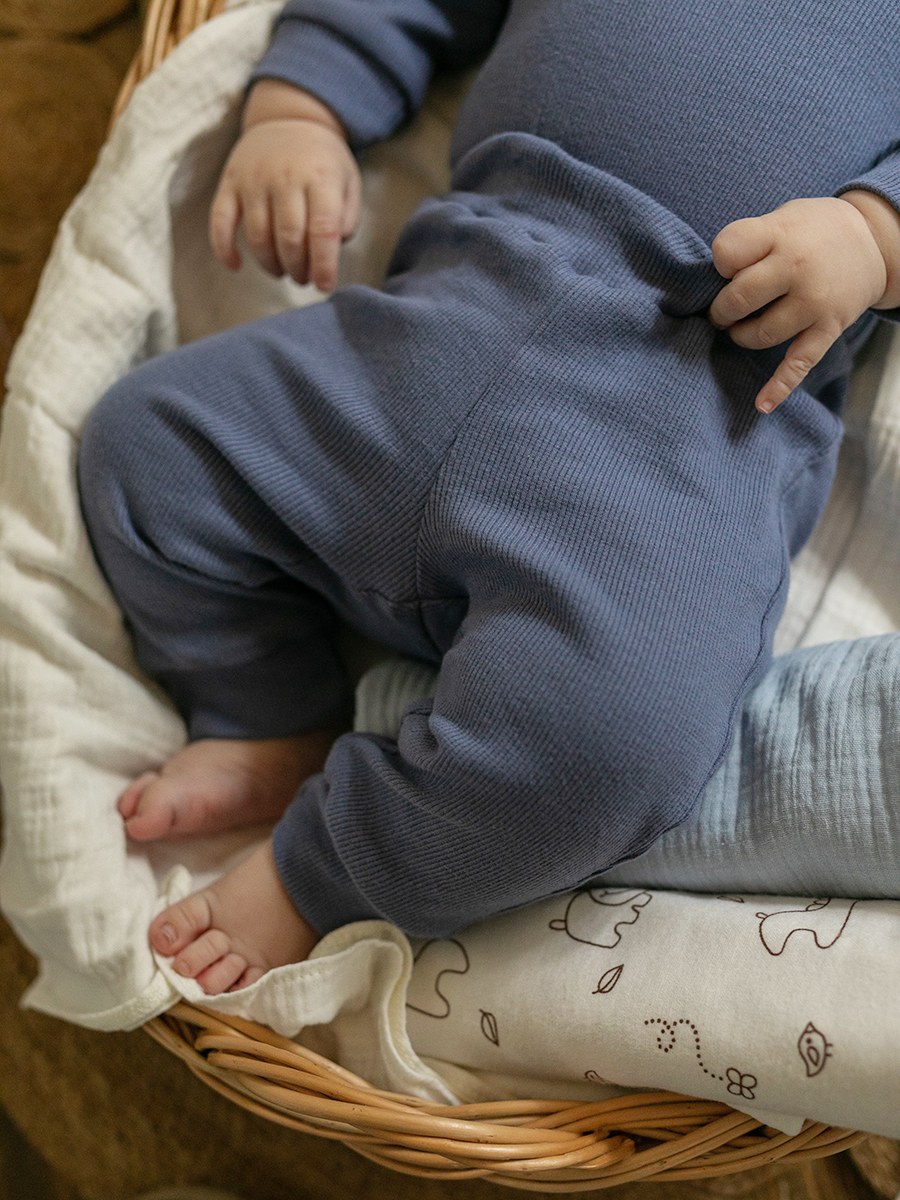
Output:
[
  {"left": 115, "top": 0, "right": 872, "bottom": 1182},
  {"left": 146, "top": 1004, "right": 867, "bottom": 1189},
  {"left": 110, "top": 0, "right": 227, "bottom": 127}
]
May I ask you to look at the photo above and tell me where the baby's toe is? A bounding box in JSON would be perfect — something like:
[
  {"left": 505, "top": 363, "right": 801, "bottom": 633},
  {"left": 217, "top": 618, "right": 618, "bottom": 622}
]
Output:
[
  {"left": 117, "top": 771, "right": 159, "bottom": 820},
  {"left": 232, "top": 964, "right": 266, "bottom": 990},
  {"left": 149, "top": 890, "right": 214, "bottom": 957},
  {"left": 197, "top": 952, "right": 252, "bottom": 995},
  {"left": 171, "top": 926, "right": 231, "bottom": 979},
  {"left": 123, "top": 777, "right": 178, "bottom": 841}
]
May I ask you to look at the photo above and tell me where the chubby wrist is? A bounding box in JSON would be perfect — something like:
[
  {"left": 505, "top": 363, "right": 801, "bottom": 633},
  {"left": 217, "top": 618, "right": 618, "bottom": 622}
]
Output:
[
  {"left": 243, "top": 78, "right": 347, "bottom": 140},
  {"left": 840, "top": 189, "right": 900, "bottom": 309}
]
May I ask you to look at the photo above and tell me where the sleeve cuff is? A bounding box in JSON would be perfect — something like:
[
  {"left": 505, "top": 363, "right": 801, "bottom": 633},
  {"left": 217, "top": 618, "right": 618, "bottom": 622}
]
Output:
[
  {"left": 837, "top": 156, "right": 900, "bottom": 324},
  {"left": 249, "top": 17, "right": 422, "bottom": 150},
  {"left": 273, "top": 762, "right": 386, "bottom": 936}
]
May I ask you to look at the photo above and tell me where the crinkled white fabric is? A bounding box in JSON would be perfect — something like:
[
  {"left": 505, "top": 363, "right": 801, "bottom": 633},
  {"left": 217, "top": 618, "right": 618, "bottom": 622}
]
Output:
[
  {"left": 0, "top": 0, "right": 459, "bottom": 1106},
  {"left": 0, "top": 0, "right": 898, "bottom": 1138}
]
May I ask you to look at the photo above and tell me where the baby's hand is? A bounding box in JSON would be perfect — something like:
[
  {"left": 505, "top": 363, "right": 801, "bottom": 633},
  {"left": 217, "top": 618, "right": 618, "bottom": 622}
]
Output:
[
  {"left": 709, "top": 194, "right": 900, "bottom": 413},
  {"left": 210, "top": 81, "right": 361, "bottom": 293}
]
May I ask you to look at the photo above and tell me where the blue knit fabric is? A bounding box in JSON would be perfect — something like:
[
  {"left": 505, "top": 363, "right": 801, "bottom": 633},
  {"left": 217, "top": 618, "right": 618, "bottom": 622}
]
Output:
[
  {"left": 354, "top": 637, "right": 900, "bottom": 901},
  {"left": 79, "top": 1, "right": 900, "bottom": 938},
  {"left": 252, "top": 0, "right": 900, "bottom": 243}
]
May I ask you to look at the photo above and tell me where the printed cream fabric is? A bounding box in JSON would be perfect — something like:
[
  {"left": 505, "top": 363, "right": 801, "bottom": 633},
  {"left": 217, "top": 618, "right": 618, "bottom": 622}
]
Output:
[
  {"left": 0, "top": 0, "right": 898, "bottom": 1138},
  {"left": 405, "top": 890, "right": 900, "bottom": 1137}
]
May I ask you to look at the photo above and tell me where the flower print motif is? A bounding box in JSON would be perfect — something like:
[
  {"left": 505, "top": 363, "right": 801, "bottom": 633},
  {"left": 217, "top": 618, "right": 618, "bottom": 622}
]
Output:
[{"left": 725, "top": 1068, "right": 757, "bottom": 1101}]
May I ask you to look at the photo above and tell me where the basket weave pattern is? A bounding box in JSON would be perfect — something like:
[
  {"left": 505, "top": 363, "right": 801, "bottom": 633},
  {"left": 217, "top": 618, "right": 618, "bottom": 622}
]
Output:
[
  {"left": 110, "top": 0, "right": 226, "bottom": 126},
  {"left": 122, "top": 1, "right": 870, "bottom": 1184},
  {"left": 146, "top": 1006, "right": 866, "bottom": 1190}
]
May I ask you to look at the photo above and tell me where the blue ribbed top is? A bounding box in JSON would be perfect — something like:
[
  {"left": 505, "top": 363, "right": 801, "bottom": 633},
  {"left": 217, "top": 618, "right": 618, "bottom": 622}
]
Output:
[{"left": 253, "top": 0, "right": 900, "bottom": 243}]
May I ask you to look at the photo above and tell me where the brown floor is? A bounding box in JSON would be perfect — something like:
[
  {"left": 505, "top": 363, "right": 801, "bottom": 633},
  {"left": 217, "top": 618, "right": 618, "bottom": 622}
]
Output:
[
  {"left": 0, "top": 1105, "right": 80, "bottom": 1200},
  {"left": 0, "top": 8, "right": 899, "bottom": 1200},
  {"left": 0, "top": 1, "right": 142, "bottom": 381},
  {"left": 0, "top": 11, "right": 134, "bottom": 1197}
]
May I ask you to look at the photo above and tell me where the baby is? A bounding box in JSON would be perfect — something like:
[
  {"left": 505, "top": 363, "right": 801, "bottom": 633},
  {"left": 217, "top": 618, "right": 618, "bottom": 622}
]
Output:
[{"left": 79, "top": 0, "right": 900, "bottom": 994}]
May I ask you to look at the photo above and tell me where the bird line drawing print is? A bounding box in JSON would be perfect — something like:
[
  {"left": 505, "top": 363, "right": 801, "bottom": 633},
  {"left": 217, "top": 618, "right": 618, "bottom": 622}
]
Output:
[
  {"left": 406, "top": 938, "right": 470, "bottom": 1018},
  {"left": 755, "top": 899, "right": 858, "bottom": 956},
  {"left": 549, "top": 888, "right": 653, "bottom": 948},
  {"left": 645, "top": 1017, "right": 758, "bottom": 1101},
  {"left": 798, "top": 1022, "right": 833, "bottom": 1077}
]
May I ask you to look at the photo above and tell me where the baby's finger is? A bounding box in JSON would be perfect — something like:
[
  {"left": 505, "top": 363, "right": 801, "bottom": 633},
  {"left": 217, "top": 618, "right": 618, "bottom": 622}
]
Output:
[
  {"left": 341, "top": 170, "right": 362, "bottom": 241},
  {"left": 709, "top": 257, "right": 790, "bottom": 329},
  {"left": 209, "top": 185, "right": 242, "bottom": 270},
  {"left": 242, "top": 192, "right": 282, "bottom": 278},
  {"left": 721, "top": 293, "right": 813, "bottom": 352},
  {"left": 271, "top": 188, "right": 309, "bottom": 284},
  {"left": 306, "top": 181, "right": 345, "bottom": 292},
  {"left": 228, "top": 965, "right": 266, "bottom": 991},
  {"left": 754, "top": 323, "right": 841, "bottom": 413},
  {"left": 711, "top": 215, "right": 776, "bottom": 280}
]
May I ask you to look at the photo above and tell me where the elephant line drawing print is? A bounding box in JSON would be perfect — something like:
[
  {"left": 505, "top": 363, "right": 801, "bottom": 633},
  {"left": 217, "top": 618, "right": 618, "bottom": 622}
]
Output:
[
  {"left": 645, "top": 1017, "right": 759, "bottom": 1102},
  {"left": 549, "top": 888, "right": 653, "bottom": 948},
  {"left": 406, "top": 938, "right": 470, "bottom": 1018},
  {"left": 755, "top": 899, "right": 858, "bottom": 956}
]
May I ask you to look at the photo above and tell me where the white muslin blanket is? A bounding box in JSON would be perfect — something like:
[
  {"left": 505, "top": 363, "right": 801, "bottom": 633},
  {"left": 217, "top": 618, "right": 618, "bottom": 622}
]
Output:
[{"left": 1, "top": 0, "right": 899, "bottom": 1140}]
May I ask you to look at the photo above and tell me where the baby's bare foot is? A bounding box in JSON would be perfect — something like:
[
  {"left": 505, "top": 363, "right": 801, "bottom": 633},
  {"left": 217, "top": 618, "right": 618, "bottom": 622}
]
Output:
[
  {"left": 149, "top": 840, "right": 318, "bottom": 993},
  {"left": 118, "top": 729, "right": 338, "bottom": 841}
]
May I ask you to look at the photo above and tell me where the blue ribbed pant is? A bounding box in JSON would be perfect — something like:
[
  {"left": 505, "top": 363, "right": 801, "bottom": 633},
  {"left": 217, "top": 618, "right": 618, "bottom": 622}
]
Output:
[{"left": 78, "top": 136, "right": 852, "bottom": 937}]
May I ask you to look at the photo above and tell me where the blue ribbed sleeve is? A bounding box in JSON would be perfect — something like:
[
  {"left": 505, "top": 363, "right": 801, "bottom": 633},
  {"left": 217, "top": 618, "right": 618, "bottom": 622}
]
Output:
[
  {"left": 836, "top": 150, "right": 900, "bottom": 321},
  {"left": 837, "top": 149, "right": 900, "bottom": 216},
  {"left": 249, "top": 0, "right": 508, "bottom": 148}
]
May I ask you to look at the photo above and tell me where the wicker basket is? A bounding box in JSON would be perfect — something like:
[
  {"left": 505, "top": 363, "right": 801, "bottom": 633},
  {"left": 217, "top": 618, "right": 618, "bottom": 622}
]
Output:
[
  {"left": 117, "top": 1, "right": 871, "bottom": 1186},
  {"left": 144, "top": 1004, "right": 866, "bottom": 1190},
  {"left": 110, "top": 0, "right": 226, "bottom": 127}
]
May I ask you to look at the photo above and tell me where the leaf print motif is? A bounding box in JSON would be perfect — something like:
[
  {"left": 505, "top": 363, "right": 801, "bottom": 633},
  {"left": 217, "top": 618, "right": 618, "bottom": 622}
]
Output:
[
  {"left": 592, "top": 964, "right": 624, "bottom": 994},
  {"left": 480, "top": 1010, "right": 499, "bottom": 1046}
]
